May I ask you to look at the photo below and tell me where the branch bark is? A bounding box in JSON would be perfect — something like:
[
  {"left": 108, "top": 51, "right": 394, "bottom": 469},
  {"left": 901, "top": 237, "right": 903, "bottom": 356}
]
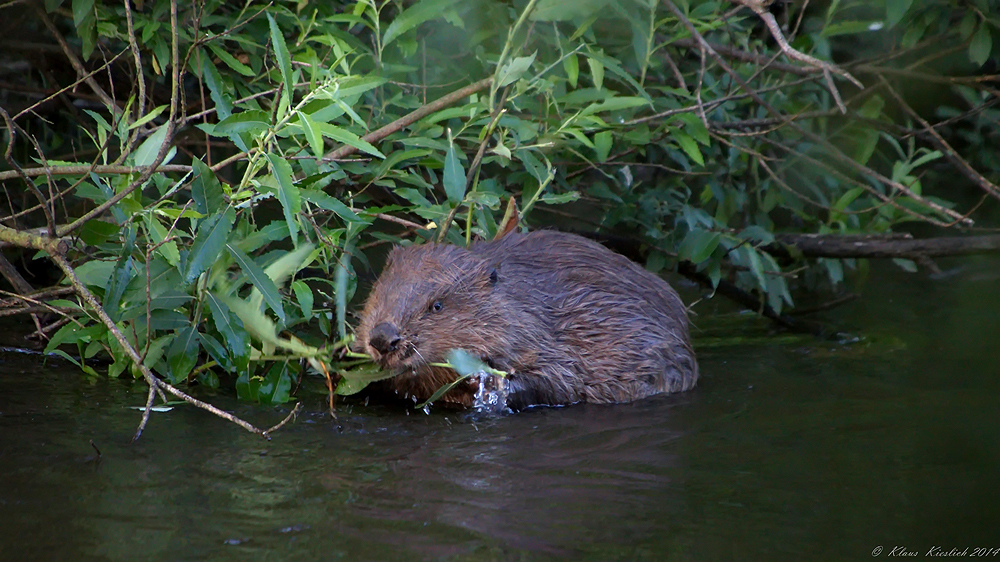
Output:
[
  {"left": 771, "top": 232, "right": 1000, "bottom": 259},
  {"left": 324, "top": 78, "right": 493, "bottom": 161}
]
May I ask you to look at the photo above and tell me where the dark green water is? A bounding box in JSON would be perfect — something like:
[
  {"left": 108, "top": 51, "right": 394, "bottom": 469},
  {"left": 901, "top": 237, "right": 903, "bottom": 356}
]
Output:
[{"left": 1, "top": 259, "right": 998, "bottom": 562}]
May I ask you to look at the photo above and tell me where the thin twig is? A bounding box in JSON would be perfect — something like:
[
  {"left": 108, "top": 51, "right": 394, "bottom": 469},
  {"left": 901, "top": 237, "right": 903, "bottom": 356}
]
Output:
[
  {"left": 34, "top": 4, "right": 119, "bottom": 112},
  {"left": 324, "top": 78, "right": 493, "bottom": 161}
]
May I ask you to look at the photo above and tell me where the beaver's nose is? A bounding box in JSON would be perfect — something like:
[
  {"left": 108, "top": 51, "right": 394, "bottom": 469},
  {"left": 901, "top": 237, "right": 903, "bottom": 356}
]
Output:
[{"left": 369, "top": 322, "right": 401, "bottom": 355}]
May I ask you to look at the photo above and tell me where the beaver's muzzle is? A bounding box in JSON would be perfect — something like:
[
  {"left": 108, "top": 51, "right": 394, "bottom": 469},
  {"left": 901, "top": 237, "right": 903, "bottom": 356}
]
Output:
[{"left": 368, "top": 322, "right": 401, "bottom": 355}]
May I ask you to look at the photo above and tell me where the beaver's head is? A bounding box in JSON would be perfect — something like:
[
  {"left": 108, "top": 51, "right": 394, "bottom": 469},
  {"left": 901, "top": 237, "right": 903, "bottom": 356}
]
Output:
[{"left": 356, "top": 243, "right": 503, "bottom": 374}]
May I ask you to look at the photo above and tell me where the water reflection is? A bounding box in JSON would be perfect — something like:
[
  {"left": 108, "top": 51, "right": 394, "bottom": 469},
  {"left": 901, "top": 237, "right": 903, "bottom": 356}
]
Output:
[
  {"left": 1, "top": 258, "right": 999, "bottom": 561},
  {"left": 329, "top": 397, "right": 694, "bottom": 558}
]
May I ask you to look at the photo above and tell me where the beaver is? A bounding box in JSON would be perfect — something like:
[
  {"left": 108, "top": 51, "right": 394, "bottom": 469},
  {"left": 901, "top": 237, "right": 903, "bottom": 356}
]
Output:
[{"left": 356, "top": 230, "right": 698, "bottom": 409}]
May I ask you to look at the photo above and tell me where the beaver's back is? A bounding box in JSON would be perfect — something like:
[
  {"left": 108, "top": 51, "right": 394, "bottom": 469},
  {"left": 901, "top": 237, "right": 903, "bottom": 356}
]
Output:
[{"left": 469, "top": 231, "right": 698, "bottom": 406}]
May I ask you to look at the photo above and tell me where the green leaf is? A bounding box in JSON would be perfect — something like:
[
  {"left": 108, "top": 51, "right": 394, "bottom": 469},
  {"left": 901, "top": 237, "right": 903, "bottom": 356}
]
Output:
[
  {"left": 226, "top": 244, "right": 286, "bottom": 324},
  {"left": 745, "top": 247, "right": 767, "bottom": 289},
  {"left": 578, "top": 96, "right": 648, "bottom": 117},
  {"left": 184, "top": 207, "right": 235, "bottom": 284},
  {"left": 259, "top": 244, "right": 316, "bottom": 299},
  {"left": 75, "top": 260, "right": 116, "bottom": 289},
  {"left": 45, "top": 323, "right": 104, "bottom": 354},
  {"left": 414, "top": 349, "right": 495, "bottom": 409},
  {"left": 820, "top": 257, "right": 844, "bottom": 287},
  {"left": 586, "top": 56, "right": 604, "bottom": 90},
  {"left": 80, "top": 219, "right": 120, "bottom": 246},
  {"left": 443, "top": 132, "right": 467, "bottom": 203},
  {"left": 206, "top": 291, "right": 248, "bottom": 356},
  {"left": 105, "top": 228, "right": 136, "bottom": 323},
  {"left": 337, "top": 363, "right": 397, "bottom": 395},
  {"left": 214, "top": 111, "right": 270, "bottom": 136},
  {"left": 299, "top": 112, "right": 324, "bottom": 158},
  {"left": 265, "top": 152, "right": 301, "bottom": 243},
  {"left": 291, "top": 280, "right": 313, "bottom": 320},
  {"left": 335, "top": 244, "right": 351, "bottom": 341},
  {"left": 830, "top": 187, "right": 866, "bottom": 221},
  {"left": 959, "top": 12, "right": 977, "bottom": 40},
  {"left": 678, "top": 230, "right": 721, "bottom": 264},
  {"left": 446, "top": 349, "right": 490, "bottom": 376},
  {"left": 532, "top": 0, "right": 611, "bottom": 21},
  {"left": 594, "top": 130, "right": 612, "bottom": 162},
  {"left": 200, "top": 57, "right": 232, "bottom": 121},
  {"left": 852, "top": 128, "right": 879, "bottom": 166},
  {"left": 327, "top": 75, "right": 388, "bottom": 99},
  {"left": 128, "top": 105, "right": 168, "bottom": 130},
  {"left": 378, "top": 148, "right": 433, "bottom": 175},
  {"left": 892, "top": 258, "right": 918, "bottom": 273},
  {"left": 143, "top": 215, "right": 180, "bottom": 266},
  {"left": 166, "top": 327, "right": 199, "bottom": 384},
  {"left": 564, "top": 53, "right": 579, "bottom": 88},
  {"left": 969, "top": 25, "right": 993, "bottom": 67},
  {"left": 206, "top": 41, "right": 254, "bottom": 77},
  {"left": 885, "top": 0, "right": 914, "bottom": 28},
  {"left": 673, "top": 130, "right": 704, "bottom": 166},
  {"left": 299, "top": 189, "right": 363, "bottom": 222},
  {"left": 257, "top": 363, "right": 294, "bottom": 405},
  {"left": 562, "top": 128, "right": 595, "bottom": 149},
  {"left": 539, "top": 191, "right": 580, "bottom": 205},
  {"left": 133, "top": 126, "right": 170, "bottom": 167},
  {"left": 72, "top": 0, "right": 96, "bottom": 60},
  {"left": 316, "top": 124, "right": 385, "bottom": 158},
  {"left": 220, "top": 294, "right": 318, "bottom": 355},
  {"left": 910, "top": 150, "right": 943, "bottom": 169},
  {"left": 497, "top": 52, "right": 537, "bottom": 87},
  {"left": 236, "top": 221, "right": 290, "bottom": 254},
  {"left": 267, "top": 13, "right": 294, "bottom": 101},
  {"left": 382, "top": 0, "right": 460, "bottom": 47},
  {"left": 199, "top": 332, "right": 232, "bottom": 372},
  {"left": 821, "top": 21, "right": 880, "bottom": 37},
  {"left": 190, "top": 159, "right": 225, "bottom": 215}
]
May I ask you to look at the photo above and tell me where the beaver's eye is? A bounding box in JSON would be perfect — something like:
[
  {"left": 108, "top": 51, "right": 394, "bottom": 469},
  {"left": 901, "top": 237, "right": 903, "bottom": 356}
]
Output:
[{"left": 430, "top": 300, "right": 443, "bottom": 312}]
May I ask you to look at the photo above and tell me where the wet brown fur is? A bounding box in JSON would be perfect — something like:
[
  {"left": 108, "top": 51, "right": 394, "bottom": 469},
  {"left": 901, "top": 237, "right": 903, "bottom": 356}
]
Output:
[{"left": 356, "top": 230, "right": 699, "bottom": 409}]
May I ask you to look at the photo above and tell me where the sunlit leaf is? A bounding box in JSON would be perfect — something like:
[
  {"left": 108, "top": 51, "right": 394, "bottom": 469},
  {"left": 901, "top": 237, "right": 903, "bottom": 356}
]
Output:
[
  {"left": 564, "top": 52, "right": 579, "bottom": 88},
  {"left": 267, "top": 13, "right": 294, "bottom": 101},
  {"left": 291, "top": 280, "right": 313, "bottom": 320},
  {"left": 316, "top": 124, "right": 385, "bottom": 158},
  {"left": 497, "top": 52, "right": 536, "bottom": 87},
  {"left": 673, "top": 130, "right": 704, "bottom": 166},
  {"left": 299, "top": 189, "right": 363, "bottom": 222},
  {"left": 226, "top": 244, "right": 285, "bottom": 324},
  {"left": 133, "top": 126, "right": 170, "bottom": 167},
  {"left": 265, "top": 152, "right": 301, "bottom": 243},
  {"left": 214, "top": 111, "right": 270, "bottom": 135},
  {"left": 443, "top": 131, "right": 467, "bottom": 203},
  {"left": 128, "top": 105, "right": 168, "bottom": 130},
  {"left": 299, "top": 112, "right": 324, "bottom": 158},
  {"left": 586, "top": 56, "right": 604, "bottom": 90}
]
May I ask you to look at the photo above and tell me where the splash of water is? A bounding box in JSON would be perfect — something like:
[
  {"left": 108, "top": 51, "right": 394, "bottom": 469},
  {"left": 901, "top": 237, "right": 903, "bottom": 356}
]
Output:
[{"left": 470, "top": 371, "right": 511, "bottom": 415}]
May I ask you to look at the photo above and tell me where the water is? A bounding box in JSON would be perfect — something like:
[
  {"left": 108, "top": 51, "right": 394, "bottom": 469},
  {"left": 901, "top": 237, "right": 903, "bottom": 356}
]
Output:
[{"left": 1, "top": 258, "right": 998, "bottom": 561}]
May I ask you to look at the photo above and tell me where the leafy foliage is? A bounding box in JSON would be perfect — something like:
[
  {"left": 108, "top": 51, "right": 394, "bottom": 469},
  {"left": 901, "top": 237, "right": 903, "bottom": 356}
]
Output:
[{"left": 1, "top": 0, "right": 997, "bottom": 404}]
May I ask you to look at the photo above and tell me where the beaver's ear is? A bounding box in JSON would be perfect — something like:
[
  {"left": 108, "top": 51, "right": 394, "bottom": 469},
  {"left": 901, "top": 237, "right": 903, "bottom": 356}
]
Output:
[
  {"left": 384, "top": 245, "right": 404, "bottom": 268},
  {"left": 488, "top": 266, "right": 499, "bottom": 286}
]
